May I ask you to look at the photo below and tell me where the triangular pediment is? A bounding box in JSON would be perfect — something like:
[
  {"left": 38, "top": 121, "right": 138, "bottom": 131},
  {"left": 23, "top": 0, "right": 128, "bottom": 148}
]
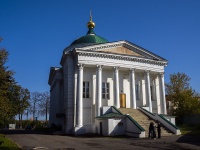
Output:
[
  {"left": 74, "top": 40, "right": 168, "bottom": 63},
  {"left": 98, "top": 46, "right": 145, "bottom": 58}
]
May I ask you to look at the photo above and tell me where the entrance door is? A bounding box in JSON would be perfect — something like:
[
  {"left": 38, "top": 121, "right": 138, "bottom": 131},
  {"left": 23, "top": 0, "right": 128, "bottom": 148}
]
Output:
[
  {"left": 120, "top": 93, "right": 126, "bottom": 108},
  {"left": 100, "top": 122, "right": 103, "bottom": 136}
]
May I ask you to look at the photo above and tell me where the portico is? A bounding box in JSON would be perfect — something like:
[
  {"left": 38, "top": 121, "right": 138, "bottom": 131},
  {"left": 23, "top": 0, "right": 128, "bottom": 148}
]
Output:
[{"left": 73, "top": 60, "right": 167, "bottom": 129}]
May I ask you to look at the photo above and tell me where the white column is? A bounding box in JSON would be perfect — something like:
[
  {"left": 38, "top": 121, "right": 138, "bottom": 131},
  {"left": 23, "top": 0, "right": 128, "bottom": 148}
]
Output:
[
  {"left": 155, "top": 75, "right": 161, "bottom": 114},
  {"left": 75, "top": 64, "right": 83, "bottom": 127},
  {"left": 146, "top": 71, "right": 152, "bottom": 112},
  {"left": 114, "top": 67, "right": 120, "bottom": 108},
  {"left": 141, "top": 77, "right": 146, "bottom": 106},
  {"left": 96, "top": 65, "right": 102, "bottom": 116},
  {"left": 160, "top": 73, "right": 167, "bottom": 114},
  {"left": 130, "top": 68, "right": 136, "bottom": 109}
]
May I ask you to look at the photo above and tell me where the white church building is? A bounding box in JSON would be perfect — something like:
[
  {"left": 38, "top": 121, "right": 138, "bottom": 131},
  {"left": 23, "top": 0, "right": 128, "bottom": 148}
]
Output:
[{"left": 48, "top": 15, "right": 180, "bottom": 137}]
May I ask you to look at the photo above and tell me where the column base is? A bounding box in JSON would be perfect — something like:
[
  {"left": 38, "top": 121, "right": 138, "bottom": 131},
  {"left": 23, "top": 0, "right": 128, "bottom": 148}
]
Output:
[{"left": 74, "top": 126, "right": 86, "bottom": 135}]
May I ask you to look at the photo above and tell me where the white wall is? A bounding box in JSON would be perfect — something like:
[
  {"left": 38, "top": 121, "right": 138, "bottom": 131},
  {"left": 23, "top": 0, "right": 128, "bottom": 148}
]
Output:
[
  {"left": 108, "top": 119, "right": 125, "bottom": 136},
  {"left": 63, "top": 55, "right": 75, "bottom": 134}
]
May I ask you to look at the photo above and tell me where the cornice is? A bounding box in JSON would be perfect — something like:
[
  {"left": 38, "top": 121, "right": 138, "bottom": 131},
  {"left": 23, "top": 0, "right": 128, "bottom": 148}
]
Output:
[
  {"left": 75, "top": 49, "right": 167, "bottom": 66},
  {"left": 48, "top": 67, "right": 63, "bottom": 85}
]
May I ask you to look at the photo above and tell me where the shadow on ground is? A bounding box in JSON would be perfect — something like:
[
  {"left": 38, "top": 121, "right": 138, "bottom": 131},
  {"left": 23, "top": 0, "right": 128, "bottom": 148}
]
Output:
[
  {"left": 176, "top": 134, "right": 200, "bottom": 147},
  {"left": 0, "top": 129, "right": 52, "bottom": 135}
]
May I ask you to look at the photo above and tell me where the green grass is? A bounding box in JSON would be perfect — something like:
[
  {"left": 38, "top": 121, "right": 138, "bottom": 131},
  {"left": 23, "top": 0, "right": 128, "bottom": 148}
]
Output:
[
  {"left": 0, "top": 134, "right": 21, "bottom": 150},
  {"left": 179, "top": 124, "right": 200, "bottom": 137}
]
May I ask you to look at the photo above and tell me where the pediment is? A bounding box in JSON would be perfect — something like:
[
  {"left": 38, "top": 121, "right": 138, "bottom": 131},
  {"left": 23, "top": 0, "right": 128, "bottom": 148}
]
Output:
[
  {"left": 98, "top": 46, "right": 144, "bottom": 58},
  {"left": 75, "top": 40, "right": 167, "bottom": 62}
]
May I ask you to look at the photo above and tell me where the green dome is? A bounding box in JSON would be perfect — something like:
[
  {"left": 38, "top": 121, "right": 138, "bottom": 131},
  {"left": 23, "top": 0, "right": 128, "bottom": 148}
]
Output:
[{"left": 70, "top": 28, "right": 108, "bottom": 45}]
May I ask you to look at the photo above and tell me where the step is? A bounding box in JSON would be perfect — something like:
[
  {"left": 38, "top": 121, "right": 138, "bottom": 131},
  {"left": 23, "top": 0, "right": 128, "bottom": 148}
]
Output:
[{"left": 119, "top": 108, "right": 174, "bottom": 137}]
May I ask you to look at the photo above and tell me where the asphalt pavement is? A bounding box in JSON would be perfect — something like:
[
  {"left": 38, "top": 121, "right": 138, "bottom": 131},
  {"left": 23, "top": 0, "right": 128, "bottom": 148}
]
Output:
[{"left": 1, "top": 129, "right": 200, "bottom": 150}]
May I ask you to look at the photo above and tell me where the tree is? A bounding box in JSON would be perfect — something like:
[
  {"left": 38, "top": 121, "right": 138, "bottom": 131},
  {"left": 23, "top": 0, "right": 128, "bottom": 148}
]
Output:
[
  {"left": 29, "top": 92, "right": 42, "bottom": 120},
  {"left": 166, "top": 72, "right": 191, "bottom": 95},
  {"left": 166, "top": 72, "right": 200, "bottom": 117},
  {"left": 38, "top": 92, "right": 50, "bottom": 122},
  {"left": 0, "top": 38, "right": 17, "bottom": 127},
  {"left": 17, "top": 87, "right": 30, "bottom": 127},
  {"left": 28, "top": 92, "right": 50, "bottom": 122},
  {"left": 0, "top": 37, "right": 31, "bottom": 128}
]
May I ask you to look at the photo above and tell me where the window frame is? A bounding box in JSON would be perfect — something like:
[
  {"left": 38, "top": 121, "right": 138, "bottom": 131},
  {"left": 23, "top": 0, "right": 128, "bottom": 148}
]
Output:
[
  {"left": 102, "top": 82, "right": 110, "bottom": 99},
  {"left": 135, "top": 84, "right": 139, "bottom": 100},
  {"left": 83, "top": 81, "right": 89, "bottom": 98}
]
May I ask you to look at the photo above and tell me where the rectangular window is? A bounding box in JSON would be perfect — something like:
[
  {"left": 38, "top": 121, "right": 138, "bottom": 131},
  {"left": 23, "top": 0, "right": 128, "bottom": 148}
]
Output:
[
  {"left": 135, "top": 85, "right": 139, "bottom": 100},
  {"left": 102, "top": 82, "right": 110, "bottom": 99},
  {"left": 83, "top": 82, "right": 89, "bottom": 98},
  {"left": 150, "top": 85, "right": 155, "bottom": 100}
]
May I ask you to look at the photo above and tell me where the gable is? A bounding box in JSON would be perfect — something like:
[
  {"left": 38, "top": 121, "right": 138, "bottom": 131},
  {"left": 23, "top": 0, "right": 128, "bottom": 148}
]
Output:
[
  {"left": 98, "top": 46, "right": 144, "bottom": 58},
  {"left": 74, "top": 40, "right": 168, "bottom": 63}
]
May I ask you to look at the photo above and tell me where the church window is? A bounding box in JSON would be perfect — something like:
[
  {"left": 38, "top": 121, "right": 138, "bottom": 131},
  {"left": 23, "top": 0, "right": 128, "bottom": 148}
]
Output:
[
  {"left": 150, "top": 85, "right": 156, "bottom": 100},
  {"left": 150, "top": 86, "right": 153, "bottom": 100},
  {"left": 135, "top": 84, "right": 139, "bottom": 100},
  {"left": 83, "top": 82, "right": 89, "bottom": 98},
  {"left": 102, "top": 82, "right": 110, "bottom": 99}
]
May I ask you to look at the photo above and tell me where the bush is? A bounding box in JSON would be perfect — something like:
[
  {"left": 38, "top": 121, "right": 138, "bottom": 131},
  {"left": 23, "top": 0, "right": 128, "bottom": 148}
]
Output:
[{"left": 15, "top": 120, "right": 49, "bottom": 129}]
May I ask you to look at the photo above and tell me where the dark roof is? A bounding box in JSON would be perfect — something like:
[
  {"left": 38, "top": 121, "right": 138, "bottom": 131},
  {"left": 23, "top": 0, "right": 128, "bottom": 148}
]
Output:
[
  {"left": 96, "top": 112, "right": 125, "bottom": 119},
  {"left": 70, "top": 28, "right": 108, "bottom": 45}
]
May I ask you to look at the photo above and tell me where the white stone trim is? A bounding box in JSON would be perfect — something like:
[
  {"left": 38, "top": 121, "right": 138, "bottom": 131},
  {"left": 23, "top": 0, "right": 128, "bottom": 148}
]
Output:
[
  {"left": 78, "top": 54, "right": 165, "bottom": 73},
  {"left": 76, "top": 50, "right": 167, "bottom": 66}
]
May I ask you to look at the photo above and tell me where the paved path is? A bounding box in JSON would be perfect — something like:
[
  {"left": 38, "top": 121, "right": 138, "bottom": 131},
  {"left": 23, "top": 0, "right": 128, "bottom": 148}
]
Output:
[{"left": 1, "top": 130, "right": 200, "bottom": 150}]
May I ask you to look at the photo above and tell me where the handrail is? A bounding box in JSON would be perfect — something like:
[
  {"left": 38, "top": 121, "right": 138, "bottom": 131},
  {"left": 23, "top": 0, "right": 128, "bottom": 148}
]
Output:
[
  {"left": 139, "top": 107, "right": 155, "bottom": 116},
  {"left": 159, "top": 114, "right": 179, "bottom": 129},
  {"left": 138, "top": 107, "right": 180, "bottom": 134},
  {"left": 112, "top": 106, "right": 145, "bottom": 131},
  {"left": 126, "top": 115, "right": 145, "bottom": 131}
]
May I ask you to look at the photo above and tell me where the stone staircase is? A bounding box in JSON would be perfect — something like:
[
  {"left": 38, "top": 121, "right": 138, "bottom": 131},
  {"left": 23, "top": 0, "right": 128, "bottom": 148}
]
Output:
[{"left": 119, "top": 108, "right": 173, "bottom": 137}]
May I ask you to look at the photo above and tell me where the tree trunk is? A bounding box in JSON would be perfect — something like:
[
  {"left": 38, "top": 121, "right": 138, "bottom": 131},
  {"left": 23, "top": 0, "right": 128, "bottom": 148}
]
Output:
[
  {"left": 46, "top": 102, "right": 48, "bottom": 122},
  {"left": 26, "top": 110, "right": 28, "bottom": 120},
  {"left": 18, "top": 113, "right": 21, "bottom": 128},
  {"left": 20, "top": 113, "right": 23, "bottom": 128}
]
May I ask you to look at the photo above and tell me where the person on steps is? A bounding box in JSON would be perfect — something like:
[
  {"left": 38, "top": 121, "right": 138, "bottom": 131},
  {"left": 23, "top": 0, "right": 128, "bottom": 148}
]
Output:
[
  {"left": 157, "top": 122, "right": 161, "bottom": 138},
  {"left": 148, "top": 122, "right": 154, "bottom": 138}
]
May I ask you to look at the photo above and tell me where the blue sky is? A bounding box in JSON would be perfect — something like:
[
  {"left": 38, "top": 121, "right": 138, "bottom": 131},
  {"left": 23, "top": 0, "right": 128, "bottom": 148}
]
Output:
[{"left": 1, "top": 0, "right": 200, "bottom": 93}]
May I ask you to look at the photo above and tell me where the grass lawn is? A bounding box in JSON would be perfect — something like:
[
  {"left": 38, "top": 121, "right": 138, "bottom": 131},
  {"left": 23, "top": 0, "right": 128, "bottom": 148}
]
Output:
[
  {"left": 179, "top": 124, "right": 200, "bottom": 137},
  {"left": 0, "top": 134, "right": 21, "bottom": 150}
]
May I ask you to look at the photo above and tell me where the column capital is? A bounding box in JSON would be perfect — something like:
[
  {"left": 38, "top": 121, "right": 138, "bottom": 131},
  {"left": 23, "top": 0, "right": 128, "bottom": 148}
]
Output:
[
  {"left": 159, "top": 72, "right": 165, "bottom": 77},
  {"left": 145, "top": 70, "right": 150, "bottom": 75},
  {"left": 96, "top": 65, "right": 103, "bottom": 70},
  {"left": 77, "top": 64, "right": 84, "bottom": 69},
  {"left": 114, "top": 67, "right": 119, "bottom": 73},
  {"left": 130, "top": 68, "right": 135, "bottom": 72}
]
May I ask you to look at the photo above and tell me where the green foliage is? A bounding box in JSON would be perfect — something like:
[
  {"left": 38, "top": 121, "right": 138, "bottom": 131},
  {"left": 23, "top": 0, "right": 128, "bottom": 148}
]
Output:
[
  {"left": 15, "top": 120, "right": 48, "bottom": 129},
  {"left": 0, "top": 134, "right": 21, "bottom": 150},
  {"left": 166, "top": 72, "right": 200, "bottom": 117},
  {"left": 0, "top": 41, "right": 16, "bottom": 127},
  {"left": 179, "top": 124, "right": 200, "bottom": 137},
  {"left": 0, "top": 37, "right": 30, "bottom": 128}
]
